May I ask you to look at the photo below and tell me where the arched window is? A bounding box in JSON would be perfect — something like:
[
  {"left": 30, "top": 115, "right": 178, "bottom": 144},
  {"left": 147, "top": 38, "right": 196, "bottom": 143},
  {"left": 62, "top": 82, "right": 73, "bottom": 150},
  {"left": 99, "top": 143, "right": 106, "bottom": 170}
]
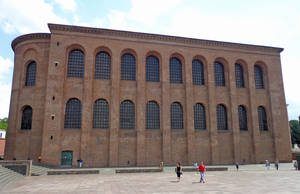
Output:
[
  {"left": 194, "top": 103, "right": 206, "bottom": 130},
  {"left": 171, "top": 102, "right": 183, "bottom": 129},
  {"left": 146, "top": 55, "right": 160, "bottom": 82},
  {"left": 21, "top": 106, "right": 32, "bottom": 130},
  {"left": 121, "top": 53, "right": 136, "bottom": 80},
  {"left": 214, "top": 61, "right": 225, "bottom": 86},
  {"left": 95, "top": 51, "right": 111, "bottom": 79},
  {"left": 93, "top": 99, "right": 109, "bottom": 129},
  {"left": 254, "top": 65, "right": 264, "bottom": 89},
  {"left": 238, "top": 105, "right": 247, "bottom": 130},
  {"left": 235, "top": 63, "right": 245, "bottom": 88},
  {"left": 217, "top": 104, "right": 227, "bottom": 130},
  {"left": 25, "top": 61, "right": 36, "bottom": 86},
  {"left": 64, "top": 98, "right": 82, "bottom": 129},
  {"left": 192, "top": 59, "right": 204, "bottom": 85},
  {"left": 169, "top": 57, "right": 183, "bottom": 83},
  {"left": 146, "top": 101, "right": 160, "bottom": 129},
  {"left": 67, "top": 49, "right": 84, "bottom": 78},
  {"left": 120, "top": 100, "right": 135, "bottom": 129},
  {"left": 258, "top": 106, "right": 268, "bottom": 131}
]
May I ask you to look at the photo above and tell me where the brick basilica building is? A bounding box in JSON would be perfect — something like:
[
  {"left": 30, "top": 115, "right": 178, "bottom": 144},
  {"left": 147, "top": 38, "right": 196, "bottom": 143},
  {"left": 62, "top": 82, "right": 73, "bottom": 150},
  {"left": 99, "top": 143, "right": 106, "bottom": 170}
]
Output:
[{"left": 5, "top": 23, "right": 292, "bottom": 167}]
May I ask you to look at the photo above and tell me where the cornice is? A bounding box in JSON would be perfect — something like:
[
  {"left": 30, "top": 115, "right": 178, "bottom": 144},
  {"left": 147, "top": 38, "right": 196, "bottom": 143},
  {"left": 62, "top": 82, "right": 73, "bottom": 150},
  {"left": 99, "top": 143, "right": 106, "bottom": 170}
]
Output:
[
  {"left": 48, "top": 23, "right": 283, "bottom": 53},
  {"left": 11, "top": 33, "right": 50, "bottom": 51}
]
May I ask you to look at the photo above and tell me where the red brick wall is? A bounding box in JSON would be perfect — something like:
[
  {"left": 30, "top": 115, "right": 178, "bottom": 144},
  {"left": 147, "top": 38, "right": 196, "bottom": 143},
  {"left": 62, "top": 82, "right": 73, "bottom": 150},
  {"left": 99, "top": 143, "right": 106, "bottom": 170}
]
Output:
[
  {"left": 5, "top": 24, "right": 292, "bottom": 167},
  {"left": 0, "top": 138, "right": 5, "bottom": 156}
]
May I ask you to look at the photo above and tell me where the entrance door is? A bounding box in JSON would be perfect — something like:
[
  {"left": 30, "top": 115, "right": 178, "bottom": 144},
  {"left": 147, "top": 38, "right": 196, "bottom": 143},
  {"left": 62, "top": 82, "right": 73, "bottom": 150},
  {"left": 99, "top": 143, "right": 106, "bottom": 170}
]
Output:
[{"left": 61, "top": 151, "right": 73, "bottom": 167}]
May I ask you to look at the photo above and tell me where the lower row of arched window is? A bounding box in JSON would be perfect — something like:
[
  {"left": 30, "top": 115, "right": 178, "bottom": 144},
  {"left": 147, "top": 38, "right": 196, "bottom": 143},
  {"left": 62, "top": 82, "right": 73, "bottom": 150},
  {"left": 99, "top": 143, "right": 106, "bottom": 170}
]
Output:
[{"left": 21, "top": 99, "right": 269, "bottom": 131}]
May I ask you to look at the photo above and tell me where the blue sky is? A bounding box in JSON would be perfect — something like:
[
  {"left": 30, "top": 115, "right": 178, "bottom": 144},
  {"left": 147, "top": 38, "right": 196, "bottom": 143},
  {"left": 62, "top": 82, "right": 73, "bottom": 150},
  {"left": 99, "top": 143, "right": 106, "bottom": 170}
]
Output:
[{"left": 0, "top": 0, "right": 299, "bottom": 120}]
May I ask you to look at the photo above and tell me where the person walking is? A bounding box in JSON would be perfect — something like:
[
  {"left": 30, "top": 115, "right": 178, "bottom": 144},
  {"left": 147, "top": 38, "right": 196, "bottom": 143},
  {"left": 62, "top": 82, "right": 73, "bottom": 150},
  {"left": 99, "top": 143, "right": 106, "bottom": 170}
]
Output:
[
  {"left": 38, "top": 155, "right": 42, "bottom": 163},
  {"left": 274, "top": 160, "right": 279, "bottom": 171},
  {"left": 265, "top": 160, "right": 270, "bottom": 170},
  {"left": 293, "top": 160, "right": 298, "bottom": 170},
  {"left": 193, "top": 162, "right": 198, "bottom": 174},
  {"left": 198, "top": 161, "right": 206, "bottom": 183},
  {"left": 235, "top": 162, "right": 239, "bottom": 171},
  {"left": 175, "top": 162, "right": 182, "bottom": 182}
]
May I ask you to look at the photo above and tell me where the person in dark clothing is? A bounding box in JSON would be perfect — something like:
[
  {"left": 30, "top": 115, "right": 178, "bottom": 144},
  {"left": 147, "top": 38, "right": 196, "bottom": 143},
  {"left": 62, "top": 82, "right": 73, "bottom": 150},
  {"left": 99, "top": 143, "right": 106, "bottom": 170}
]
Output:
[
  {"left": 235, "top": 162, "right": 239, "bottom": 171},
  {"left": 275, "top": 160, "right": 279, "bottom": 170},
  {"left": 175, "top": 162, "right": 182, "bottom": 182}
]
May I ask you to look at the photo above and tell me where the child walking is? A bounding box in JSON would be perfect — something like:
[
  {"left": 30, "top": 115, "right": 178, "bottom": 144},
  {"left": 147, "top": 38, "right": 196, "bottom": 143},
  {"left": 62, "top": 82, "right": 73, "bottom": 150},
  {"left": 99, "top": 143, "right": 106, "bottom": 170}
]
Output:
[
  {"left": 198, "top": 161, "right": 206, "bottom": 183},
  {"left": 175, "top": 162, "right": 182, "bottom": 182}
]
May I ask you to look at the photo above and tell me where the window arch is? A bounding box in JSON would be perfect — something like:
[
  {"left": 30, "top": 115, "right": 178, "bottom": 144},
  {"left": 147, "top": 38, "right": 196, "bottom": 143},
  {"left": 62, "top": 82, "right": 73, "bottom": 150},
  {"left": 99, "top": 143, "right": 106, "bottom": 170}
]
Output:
[
  {"left": 214, "top": 61, "right": 225, "bottom": 86},
  {"left": 120, "top": 100, "right": 135, "bottom": 129},
  {"left": 254, "top": 65, "right": 264, "bottom": 89},
  {"left": 171, "top": 102, "right": 183, "bottom": 129},
  {"left": 121, "top": 53, "right": 136, "bottom": 80},
  {"left": 194, "top": 103, "right": 206, "bottom": 130},
  {"left": 93, "top": 99, "right": 109, "bottom": 129},
  {"left": 169, "top": 57, "right": 183, "bottom": 83},
  {"left": 192, "top": 59, "right": 205, "bottom": 85},
  {"left": 21, "top": 106, "right": 32, "bottom": 130},
  {"left": 95, "top": 51, "right": 111, "bottom": 79},
  {"left": 25, "top": 61, "right": 36, "bottom": 86},
  {"left": 235, "top": 63, "right": 245, "bottom": 88},
  {"left": 146, "top": 55, "right": 160, "bottom": 82},
  {"left": 67, "top": 49, "right": 85, "bottom": 78},
  {"left": 238, "top": 105, "right": 248, "bottom": 130},
  {"left": 217, "top": 104, "right": 227, "bottom": 130},
  {"left": 64, "top": 98, "right": 82, "bottom": 129},
  {"left": 258, "top": 106, "right": 268, "bottom": 131},
  {"left": 146, "top": 101, "right": 160, "bottom": 129}
]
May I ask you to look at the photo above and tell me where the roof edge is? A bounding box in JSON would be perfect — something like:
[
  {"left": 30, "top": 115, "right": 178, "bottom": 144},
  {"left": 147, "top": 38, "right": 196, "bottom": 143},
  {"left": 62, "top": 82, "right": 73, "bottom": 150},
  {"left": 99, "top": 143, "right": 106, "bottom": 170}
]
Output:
[
  {"left": 48, "top": 23, "right": 283, "bottom": 53},
  {"left": 11, "top": 33, "right": 51, "bottom": 51}
]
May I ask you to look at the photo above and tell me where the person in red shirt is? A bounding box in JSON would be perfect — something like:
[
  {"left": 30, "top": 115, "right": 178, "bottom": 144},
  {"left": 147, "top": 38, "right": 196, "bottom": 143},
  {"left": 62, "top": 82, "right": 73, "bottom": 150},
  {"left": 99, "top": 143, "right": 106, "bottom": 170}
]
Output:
[{"left": 198, "top": 161, "right": 206, "bottom": 183}]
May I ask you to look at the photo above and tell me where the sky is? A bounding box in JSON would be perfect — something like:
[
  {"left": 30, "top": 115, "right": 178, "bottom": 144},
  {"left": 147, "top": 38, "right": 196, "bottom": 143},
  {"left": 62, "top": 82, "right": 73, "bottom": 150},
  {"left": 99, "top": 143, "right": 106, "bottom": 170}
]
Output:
[{"left": 0, "top": 0, "right": 299, "bottom": 120}]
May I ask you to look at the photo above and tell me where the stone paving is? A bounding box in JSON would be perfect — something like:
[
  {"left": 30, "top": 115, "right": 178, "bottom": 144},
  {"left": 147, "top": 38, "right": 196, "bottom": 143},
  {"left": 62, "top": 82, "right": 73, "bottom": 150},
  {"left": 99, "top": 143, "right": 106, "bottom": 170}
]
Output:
[{"left": 2, "top": 163, "right": 300, "bottom": 194}]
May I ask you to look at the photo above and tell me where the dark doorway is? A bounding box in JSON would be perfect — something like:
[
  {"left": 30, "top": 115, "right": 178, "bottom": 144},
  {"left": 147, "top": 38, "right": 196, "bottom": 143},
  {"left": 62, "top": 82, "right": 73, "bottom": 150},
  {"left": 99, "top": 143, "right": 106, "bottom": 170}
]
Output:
[{"left": 61, "top": 151, "right": 73, "bottom": 167}]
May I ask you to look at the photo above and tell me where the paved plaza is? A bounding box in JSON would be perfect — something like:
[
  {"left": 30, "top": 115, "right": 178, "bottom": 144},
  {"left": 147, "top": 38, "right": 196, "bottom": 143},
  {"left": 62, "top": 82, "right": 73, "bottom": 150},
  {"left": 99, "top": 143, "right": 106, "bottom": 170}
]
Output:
[{"left": 2, "top": 164, "right": 300, "bottom": 194}]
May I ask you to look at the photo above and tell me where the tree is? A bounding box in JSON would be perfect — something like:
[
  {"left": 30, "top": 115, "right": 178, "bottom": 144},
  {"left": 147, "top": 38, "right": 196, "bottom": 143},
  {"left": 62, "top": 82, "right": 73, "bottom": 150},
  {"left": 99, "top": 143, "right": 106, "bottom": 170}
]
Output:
[
  {"left": 0, "top": 117, "right": 8, "bottom": 130},
  {"left": 290, "top": 120, "right": 300, "bottom": 147}
]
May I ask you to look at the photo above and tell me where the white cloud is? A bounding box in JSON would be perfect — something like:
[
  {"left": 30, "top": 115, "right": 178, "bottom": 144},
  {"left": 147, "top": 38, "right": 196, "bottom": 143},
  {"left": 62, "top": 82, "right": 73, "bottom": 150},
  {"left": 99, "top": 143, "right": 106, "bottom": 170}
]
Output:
[
  {"left": 0, "top": 56, "right": 13, "bottom": 118},
  {"left": 0, "top": 56, "right": 13, "bottom": 79},
  {"left": 84, "top": 0, "right": 183, "bottom": 31},
  {"left": 0, "top": 82, "right": 11, "bottom": 118},
  {"left": 0, "top": 0, "right": 68, "bottom": 34},
  {"left": 53, "top": 0, "right": 76, "bottom": 12}
]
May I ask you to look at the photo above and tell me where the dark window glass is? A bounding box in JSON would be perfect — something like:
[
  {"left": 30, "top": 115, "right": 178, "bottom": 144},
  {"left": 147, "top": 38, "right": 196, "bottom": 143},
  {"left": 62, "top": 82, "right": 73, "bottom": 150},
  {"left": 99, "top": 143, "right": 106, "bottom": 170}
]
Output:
[
  {"left": 64, "top": 98, "right": 82, "bottom": 129},
  {"left": 214, "top": 61, "right": 225, "bottom": 86},
  {"left": 254, "top": 65, "right": 264, "bottom": 89},
  {"left": 95, "top": 51, "right": 111, "bottom": 79},
  {"left": 21, "top": 106, "right": 32, "bottom": 130},
  {"left": 170, "top": 57, "right": 183, "bottom": 83},
  {"left": 171, "top": 102, "right": 183, "bottom": 129},
  {"left": 194, "top": 103, "right": 206, "bottom": 130},
  {"left": 238, "top": 105, "right": 248, "bottom": 130},
  {"left": 235, "top": 63, "right": 245, "bottom": 88},
  {"left": 217, "top": 104, "right": 227, "bottom": 130},
  {"left": 146, "top": 101, "right": 160, "bottom": 129},
  {"left": 192, "top": 59, "right": 205, "bottom": 85},
  {"left": 93, "top": 99, "right": 109, "bottom": 129},
  {"left": 258, "top": 106, "right": 268, "bottom": 131},
  {"left": 67, "top": 49, "right": 84, "bottom": 78},
  {"left": 121, "top": 53, "right": 136, "bottom": 81},
  {"left": 146, "top": 56, "right": 160, "bottom": 82},
  {"left": 25, "top": 61, "right": 36, "bottom": 86},
  {"left": 120, "top": 100, "right": 135, "bottom": 129}
]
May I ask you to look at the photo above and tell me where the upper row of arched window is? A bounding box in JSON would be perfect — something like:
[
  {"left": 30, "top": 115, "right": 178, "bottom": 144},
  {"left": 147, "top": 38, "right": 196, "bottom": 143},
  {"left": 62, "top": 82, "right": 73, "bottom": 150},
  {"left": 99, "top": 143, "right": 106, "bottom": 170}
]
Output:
[{"left": 24, "top": 49, "right": 265, "bottom": 89}]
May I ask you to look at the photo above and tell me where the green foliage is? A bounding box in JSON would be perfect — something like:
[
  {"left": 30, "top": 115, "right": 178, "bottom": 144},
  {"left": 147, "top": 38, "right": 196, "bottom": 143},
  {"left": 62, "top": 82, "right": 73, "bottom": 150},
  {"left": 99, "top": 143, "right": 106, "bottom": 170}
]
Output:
[
  {"left": 290, "top": 120, "right": 300, "bottom": 147},
  {"left": 0, "top": 117, "right": 8, "bottom": 130}
]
